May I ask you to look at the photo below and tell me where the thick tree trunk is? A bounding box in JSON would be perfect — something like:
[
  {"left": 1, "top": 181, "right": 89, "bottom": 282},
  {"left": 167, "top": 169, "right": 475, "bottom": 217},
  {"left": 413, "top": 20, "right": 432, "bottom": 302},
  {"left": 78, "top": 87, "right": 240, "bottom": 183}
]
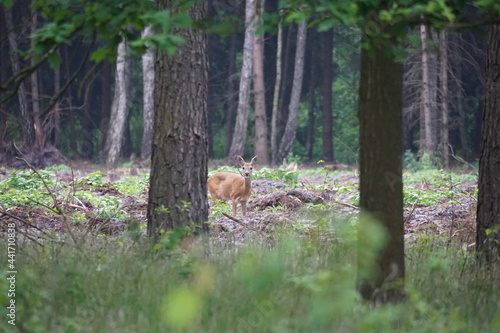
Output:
[
  {"left": 229, "top": 0, "right": 255, "bottom": 158},
  {"left": 277, "top": 21, "right": 307, "bottom": 163},
  {"left": 321, "top": 28, "right": 334, "bottom": 163},
  {"left": 141, "top": 25, "right": 155, "bottom": 161},
  {"left": 147, "top": 0, "right": 209, "bottom": 237},
  {"left": 270, "top": 22, "right": 283, "bottom": 165},
  {"left": 253, "top": 0, "right": 268, "bottom": 165},
  {"left": 476, "top": 24, "right": 500, "bottom": 262},
  {"left": 357, "top": 32, "right": 405, "bottom": 302},
  {"left": 104, "top": 39, "right": 131, "bottom": 168}
]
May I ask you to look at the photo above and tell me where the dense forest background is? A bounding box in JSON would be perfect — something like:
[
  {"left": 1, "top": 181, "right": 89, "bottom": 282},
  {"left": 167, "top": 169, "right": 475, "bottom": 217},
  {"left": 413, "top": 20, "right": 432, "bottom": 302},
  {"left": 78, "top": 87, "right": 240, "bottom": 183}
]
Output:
[{"left": 0, "top": 0, "right": 486, "bottom": 168}]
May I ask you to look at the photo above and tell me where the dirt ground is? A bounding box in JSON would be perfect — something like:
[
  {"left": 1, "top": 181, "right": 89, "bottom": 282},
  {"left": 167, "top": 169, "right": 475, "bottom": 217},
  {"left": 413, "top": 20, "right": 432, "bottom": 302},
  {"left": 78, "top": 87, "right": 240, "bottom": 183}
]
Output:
[{"left": 0, "top": 169, "right": 477, "bottom": 247}]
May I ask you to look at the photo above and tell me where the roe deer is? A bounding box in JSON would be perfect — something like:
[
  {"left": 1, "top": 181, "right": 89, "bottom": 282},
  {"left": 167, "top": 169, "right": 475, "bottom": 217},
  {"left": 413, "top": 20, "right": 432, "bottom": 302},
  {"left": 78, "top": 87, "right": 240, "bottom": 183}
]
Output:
[{"left": 207, "top": 156, "right": 257, "bottom": 216}]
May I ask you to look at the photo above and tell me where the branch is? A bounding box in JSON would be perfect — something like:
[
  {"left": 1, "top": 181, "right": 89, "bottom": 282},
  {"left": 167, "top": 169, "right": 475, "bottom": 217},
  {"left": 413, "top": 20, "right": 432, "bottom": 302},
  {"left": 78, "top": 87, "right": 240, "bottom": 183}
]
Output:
[
  {"left": 40, "top": 33, "right": 97, "bottom": 120},
  {"left": 0, "top": 45, "right": 59, "bottom": 106},
  {"left": 221, "top": 212, "right": 271, "bottom": 239}
]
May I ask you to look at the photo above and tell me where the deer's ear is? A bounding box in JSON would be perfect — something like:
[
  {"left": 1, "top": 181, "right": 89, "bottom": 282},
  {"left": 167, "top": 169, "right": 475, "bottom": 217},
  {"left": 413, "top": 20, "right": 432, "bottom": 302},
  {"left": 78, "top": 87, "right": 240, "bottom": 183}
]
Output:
[
  {"left": 251, "top": 156, "right": 258, "bottom": 164},
  {"left": 235, "top": 156, "right": 244, "bottom": 165}
]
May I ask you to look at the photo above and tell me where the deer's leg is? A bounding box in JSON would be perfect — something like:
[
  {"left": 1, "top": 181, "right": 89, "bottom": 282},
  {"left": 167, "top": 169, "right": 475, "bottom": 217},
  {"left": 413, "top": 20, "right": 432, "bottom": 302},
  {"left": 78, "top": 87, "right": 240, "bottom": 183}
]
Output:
[
  {"left": 241, "top": 200, "right": 247, "bottom": 216},
  {"left": 231, "top": 200, "right": 237, "bottom": 215}
]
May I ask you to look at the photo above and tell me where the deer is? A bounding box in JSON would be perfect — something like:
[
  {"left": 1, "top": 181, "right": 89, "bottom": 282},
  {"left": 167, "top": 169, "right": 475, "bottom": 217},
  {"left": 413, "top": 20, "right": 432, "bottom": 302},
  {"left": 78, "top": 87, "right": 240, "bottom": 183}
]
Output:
[{"left": 207, "top": 156, "right": 257, "bottom": 216}]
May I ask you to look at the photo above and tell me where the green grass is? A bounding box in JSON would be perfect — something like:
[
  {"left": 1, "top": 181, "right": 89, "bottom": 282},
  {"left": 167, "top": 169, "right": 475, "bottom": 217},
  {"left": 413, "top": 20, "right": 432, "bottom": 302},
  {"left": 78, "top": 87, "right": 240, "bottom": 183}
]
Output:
[{"left": 1, "top": 227, "right": 499, "bottom": 333}]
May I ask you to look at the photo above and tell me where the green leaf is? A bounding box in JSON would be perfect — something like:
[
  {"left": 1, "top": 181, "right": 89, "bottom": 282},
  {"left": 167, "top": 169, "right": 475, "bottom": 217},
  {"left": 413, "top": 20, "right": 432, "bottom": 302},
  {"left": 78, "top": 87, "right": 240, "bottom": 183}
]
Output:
[
  {"left": 172, "top": 13, "right": 193, "bottom": 28},
  {"left": 47, "top": 51, "right": 62, "bottom": 69},
  {"left": 90, "top": 48, "right": 112, "bottom": 62},
  {"left": 0, "top": 0, "right": 14, "bottom": 8}
]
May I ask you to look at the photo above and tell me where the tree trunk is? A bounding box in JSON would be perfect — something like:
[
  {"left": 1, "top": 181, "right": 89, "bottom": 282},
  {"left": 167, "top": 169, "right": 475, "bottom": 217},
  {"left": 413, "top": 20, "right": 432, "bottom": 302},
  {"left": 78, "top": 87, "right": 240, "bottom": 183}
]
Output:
[
  {"left": 104, "top": 39, "right": 131, "bottom": 168},
  {"left": 270, "top": 21, "right": 283, "bottom": 165},
  {"left": 141, "top": 25, "right": 155, "bottom": 161},
  {"left": 476, "top": 24, "right": 500, "bottom": 262},
  {"left": 277, "top": 21, "right": 307, "bottom": 163},
  {"left": 100, "top": 62, "right": 112, "bottom": 150},
  {"left": 147, "top": 0, "right": 209, "bottom": 237},
  {"left": 4, "top": 7, "right": 35, "bottom": 147},
  {"left": 439, "top": 30, "right": 450, "bottom": 168},
  {"left": 54, "top": 62, "right": 61, "bottom": 147},
  {"left": 229, "top": 0, "right": 255, "bottom": 158},
  {"left": 305, "top": 28, "right": 320, "bottom": 162},
  {"left": 357, "top": 30, "right": 405, "bottom": 302},
  {"left": 31, "top": 6, "right": 43, "bottom": 150},
  {"left": 253, "top": 0, "right": 268, "bottom": 165},
  {"left": 419, "top": 24, "right": 434, "bottom": 156},
  {"left": 225, "top": 32, "right": 239, "bottom": 156},
  {"left": 305, "top": 58, "right": 318, "bottom": 162},
  {"left": 321, "top": 28, "right": 334, "bottom": 163}
]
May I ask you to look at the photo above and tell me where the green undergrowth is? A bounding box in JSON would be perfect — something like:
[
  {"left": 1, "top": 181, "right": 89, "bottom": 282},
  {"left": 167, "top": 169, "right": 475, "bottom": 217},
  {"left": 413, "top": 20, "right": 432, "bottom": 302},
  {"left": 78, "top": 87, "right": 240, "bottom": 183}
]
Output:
[
  {"left": 0, "top": 227, "right": 499, "bottom": 333},
  {"left": 0, "top": 169, "right": 149, "bottom": 222},
  {"left": 0, "top": 167, "right": 478, "bottom": 218}
]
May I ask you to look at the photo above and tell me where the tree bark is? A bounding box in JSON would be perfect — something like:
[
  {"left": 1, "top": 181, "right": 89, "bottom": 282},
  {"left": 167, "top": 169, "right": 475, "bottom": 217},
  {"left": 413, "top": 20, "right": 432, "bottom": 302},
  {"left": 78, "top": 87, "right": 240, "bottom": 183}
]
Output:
[
  {"left": 476, "top": 24, "right": 500, "bottom": 262},
  {"left": 270, "top": 21, "right": 283, "bottom": 165},
  {"left": 31, "top": 6, "right": 43, "bottom": 150},
  {"left": 225, "top": 32, "right": 239, "bottom": 156},
  {"left": 419, "top": 24, "right": 434, "bottom": 156},
  {"left": 305, "top": 64, "right": 317, "bottom": 162},
  {"left": 141, "top": 25, "right": 155, "bottom": 161},
  {"left": 277, "top": 21, "right": 307, "bottom": 163},
  {"left": 439, "top": 30, "right": 450, "bottom": 168},
  {"left": 147, "top": 0, "right": 209, "bottom": 237},
  {"left": 253, "top": 0, "right": 268, "bottom": 165},
  {"left": 104, "top": 39, "right": 131, "bottom": 168},
  {"left": 321, "top": 28, "right": 334, "bottom": 163},
  {"left": 53, "top": 54, "right": 61, "bottom": 148},
  {"left": 357, "top": 28, "right": 405, "bottom": 302},
  {"left": 229, "top": 0, "right": 255, "bottom": 158}
]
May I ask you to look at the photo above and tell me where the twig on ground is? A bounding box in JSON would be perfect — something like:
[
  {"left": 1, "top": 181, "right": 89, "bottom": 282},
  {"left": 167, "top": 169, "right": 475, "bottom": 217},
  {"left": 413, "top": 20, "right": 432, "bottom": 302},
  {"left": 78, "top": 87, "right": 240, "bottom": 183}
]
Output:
[{"left": 221, "top": 212, "right": 271, "bottom": 239}]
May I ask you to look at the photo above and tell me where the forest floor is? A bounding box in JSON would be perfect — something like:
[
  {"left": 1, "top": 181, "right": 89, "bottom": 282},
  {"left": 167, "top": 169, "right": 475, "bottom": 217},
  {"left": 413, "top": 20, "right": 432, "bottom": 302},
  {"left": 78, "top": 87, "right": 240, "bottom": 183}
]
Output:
[{"left": 0, "top": 165, "right": 478, "bottom": 248}]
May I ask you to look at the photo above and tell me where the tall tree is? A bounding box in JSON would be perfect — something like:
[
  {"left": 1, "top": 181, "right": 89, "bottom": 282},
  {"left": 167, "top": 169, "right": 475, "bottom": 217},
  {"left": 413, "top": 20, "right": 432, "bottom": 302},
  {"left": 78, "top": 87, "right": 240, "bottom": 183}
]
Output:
[
  {"left": 270, "top": 20, "right": 283, "bottom": 165},
  {"left": 30, "top": 5, "right": 42, "bottom": 150},
  {"left": 141, "top": 25, "right": 155, "bottom": 161},
  {"left": 104, "top": 39, "right": 131, "bottom": 168},
  {"left": 253, "top": 0, "right": 269, "bottom": 165},
  {"left": 229, "top": 0, "right": 255, "bottom": 158},
  {"left": 225, "top": 32, "right": 239, "bottom": 156},
  {"left": 321, "top": 28, "right": 334, "bottom": 163},
  {"left": 147, "top": 0, "right": 209, "bottom": 237},
  {"left": 476, "top": 23, "right": 500, "bottom": 262},
  {"left": 419, "top": 24, "right": 436, "bottom": 156},
  {"left": 439, "top": 30, "right": 450, "bottom": 168},
  {"left": 357, "top": 27, "right": 405, "bottom": 302},
  {"left": 305, "top": 28, "right": 320, "bottom": 162},
  {"left": 276, "top": 20, "right": 307, "bottom": 163}
]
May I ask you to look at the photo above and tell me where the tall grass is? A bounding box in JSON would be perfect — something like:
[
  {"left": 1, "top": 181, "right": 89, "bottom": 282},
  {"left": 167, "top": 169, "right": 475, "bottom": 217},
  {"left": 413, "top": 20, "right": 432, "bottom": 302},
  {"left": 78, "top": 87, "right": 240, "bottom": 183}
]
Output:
[{"left": 1, "top": 225, "right": 499, "bottom": 333}]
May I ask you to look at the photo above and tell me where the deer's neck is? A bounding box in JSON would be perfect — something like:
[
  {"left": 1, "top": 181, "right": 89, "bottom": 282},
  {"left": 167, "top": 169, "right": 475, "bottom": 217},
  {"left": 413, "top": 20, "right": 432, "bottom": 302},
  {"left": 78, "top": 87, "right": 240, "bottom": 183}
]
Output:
[{"left": 244, "top": 177, "right": 252, "bottom": 195}]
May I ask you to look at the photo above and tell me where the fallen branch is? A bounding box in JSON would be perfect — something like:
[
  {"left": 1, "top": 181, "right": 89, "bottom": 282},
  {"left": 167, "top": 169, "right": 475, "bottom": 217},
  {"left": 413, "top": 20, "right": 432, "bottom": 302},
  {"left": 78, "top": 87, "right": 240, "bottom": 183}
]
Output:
[
  {"left": 331, "top": 198, "right": 359, "bottom": 210},
  {"left": 221, "top": 212, "right": 271, "bottom": 239}
]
